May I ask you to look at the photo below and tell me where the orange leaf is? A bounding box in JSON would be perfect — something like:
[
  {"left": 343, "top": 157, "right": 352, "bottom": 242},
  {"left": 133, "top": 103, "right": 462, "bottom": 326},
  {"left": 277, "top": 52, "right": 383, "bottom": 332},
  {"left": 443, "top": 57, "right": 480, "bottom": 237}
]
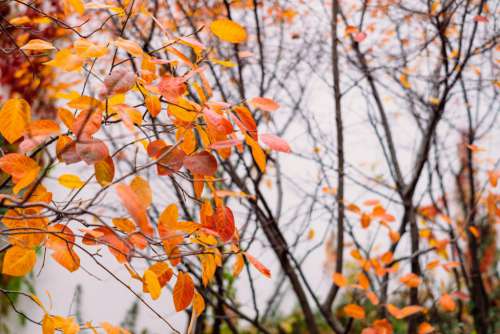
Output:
[
  {"left": 332, "top": 272, "right": 348, "bottom": 287},
  {"left": 439, "top": 294, "right": 456, "bottom": 312},
  {"left": 366, "top": 291, "right": 379, "bottom": 305},
  {"left": 0, "top": 98, "right": 31, "bottom": 143},
  {"left": 373, "top": 319, "right": 393, "bottom": 334},
  {"left": 173, "top": 272, "right": 195, "bottom": 312},
  {"left": 399, "top": 273, "right": 421, "bottom": 288},
  {"left": 343, "top": 304, "right": 365, "bottom": 319},
  {"left": 233, "top": 253, "right": 245, "bottom": 277},
  {"left": 0, "top": 153, "right": 40, "bottom": 193},
  {"left": 245, "top": 253, "right": 271, "bottom": 278},
  {"left": 193, "top": 290, "right": 205, "bottom": 316},
  {"left": 418, "top": 322, "right": 434, "bottom": 334},
  {"left": 115, "top": 184, "right": 153, "bottom": 237},
  {"left": 250, "top": 97, "right": 280, "bottom": 112},
  {"left": 2, "top": 246, "right": 36, "bottom": 277},
  {"left": 51, "top": 247, "right": 80, "bottom": 272}
]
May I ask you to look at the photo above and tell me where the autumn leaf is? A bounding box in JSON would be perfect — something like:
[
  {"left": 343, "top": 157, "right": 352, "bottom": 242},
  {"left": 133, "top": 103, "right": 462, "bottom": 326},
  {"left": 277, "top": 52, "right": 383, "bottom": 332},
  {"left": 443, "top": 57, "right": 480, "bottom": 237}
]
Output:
[
  {"left": 144, "top": 269, "right": 161, "bottom": 300},
  {"left": 158, "top": 76, "right": 187, "bottom": 103},
  {"left": 183, "top": 151, "right": 218, "bottom": 176},
  {"left": 74, "top": 39, "right": 108, "bottom": 58},
  {"left": 114, "top": 37, "right": 143, "bottom": 57},
  {"left": 0, "top": 98, "right": 31, "bottom": 143},
  {"left": 67, "top": 0, "right": 85, "bottom": 15},
  {"left": 58, "top": 174, "right": 85, "bottom": 189},
  {"left": 245, "top": 135, "right": 266, "bottom": 172},
  {"left": 399, "top": 273, "right": 421, "bottom": 288},
  {"left": 0, "top": 153, "right": 40, "bottom": 193},
  {"left": 76, "top": 139, "right": 110, "bottom": 164},
  {"left": 343, "top": 304, "right": 365, "bottom": 319},
  {"left": 130, "top": 176, "right": 152, "bottom": 208},
  {"left": 173, "top": 272, "right": 195, "bottom": 312},
  {"left": 2, "top": 246, "right": 37, "bottom": 277},
  {"left": 250, "top": 97, "right": 280, "bottom": 112},
  {"left": 52, "top": 247, "right": 80, "bottom": 272},
  {"left": 260, "top": 134, "right": 292, "bottom": 153},
  {"left": 418, "top": 322, "right": 434, "bottom": 334},
  {"left": 332, "top": 272, "right": 348, "bottom": 287},
  {"left": 214, "top": 206, "right": 235, "bottom": 242},
  {"left": 115, "top": 184, "right": 154, "bottom": 237},
  {"left": 210, "top": 19, "right": 247, "bottom": 43},
  {"left": 386, "top": 304, "right": 424, "bottom": 319},
  {"left": 439, "top": 294, "right": 456, "bottom": 312},
  {"left": 21, "top": 39, "right": 55, "bottom": 51},
  {"left": 193, "top": 290, "right": 205, "bottom": 316},
  {"left": 103, "top": 68, "right": 136, "bottom": 96},
  {"left": 95, "top": 156, "right": 115, "bottom": 187},
  {"left": 233, "top": 253, "right": 245, "bottom": 277},
  {"left": 245, "top": 253, "right": 271, "bottom": 278}
]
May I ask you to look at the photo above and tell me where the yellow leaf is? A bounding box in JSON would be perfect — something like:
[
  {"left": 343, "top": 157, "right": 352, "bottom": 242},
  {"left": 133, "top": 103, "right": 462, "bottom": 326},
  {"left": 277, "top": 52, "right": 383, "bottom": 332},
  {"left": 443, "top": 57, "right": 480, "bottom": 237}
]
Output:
[
  {"left": 0, "top": 98, "right": 31, "bottom": 143},
  {"left": 210, "top": 19, "right": 247, "bottom": 43},
  {"left": 130, "top": 176, "right": 152, "bottom": 208},
  {"left": 343, "top": 304, "right": 365, "bottom": 319},
  {"left": 67, "top": 0, "right": 85, "bottom": 14},
  {"left": 58, "top": 174, "right": 85, "bottom": 189},
  {"left": 21, "top": 39, "right": 55, "bottom": 51},
  {"left": 211, "top": 58, "right": 236, "bottom": 67},
  {"left": 144, "top": 269, "right": 161, "bottom": 300},
  {"left": 2, "top": 246, "right": 36, "bottom": 277}
]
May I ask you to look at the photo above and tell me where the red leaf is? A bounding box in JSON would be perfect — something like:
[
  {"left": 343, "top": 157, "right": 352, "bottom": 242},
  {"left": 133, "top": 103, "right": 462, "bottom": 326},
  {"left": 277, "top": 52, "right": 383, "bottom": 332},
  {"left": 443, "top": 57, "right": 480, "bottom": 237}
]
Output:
[
  {"left": 156, "top": 145, "right": 186, "bottom": 176},
  {"left": 173, "top": 272, "right": 195, "bottom": 312},
  {"left": 158, "top": 75, "right": 186, "bottom": 102},
  {"left": 183, "top": 151, "right": 217, "bottom": 176},
  {"left": 214, "top": 206, "right": 235, "bottom": 242}
]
